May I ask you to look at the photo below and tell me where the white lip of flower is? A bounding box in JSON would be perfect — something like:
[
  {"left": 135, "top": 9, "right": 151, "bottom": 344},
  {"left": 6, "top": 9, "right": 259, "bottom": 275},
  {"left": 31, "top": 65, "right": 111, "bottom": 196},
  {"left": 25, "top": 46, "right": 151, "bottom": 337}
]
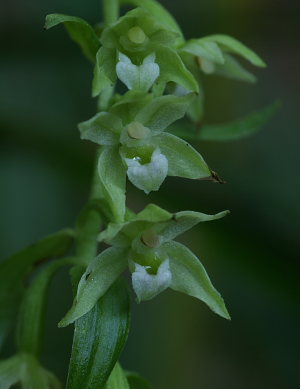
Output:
[
  {"left": 116, "top": 52, "right": 160, "bottom": 92},
  {"left": 132, "top": 259, "right": 172, "bottom": 302},
  {"left": 125, "top": 148, "right": 168, "bottom": 194}
]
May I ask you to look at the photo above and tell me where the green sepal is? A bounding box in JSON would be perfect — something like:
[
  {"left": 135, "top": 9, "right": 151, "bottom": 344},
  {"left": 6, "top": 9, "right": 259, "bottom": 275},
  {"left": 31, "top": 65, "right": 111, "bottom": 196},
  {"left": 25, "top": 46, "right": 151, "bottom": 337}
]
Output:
[
  {"left": 105, "top": 363, "right": 130, "bottom": 389},
  {"left": 213, "top": 53, "right": 256, "bottom": 83},
  {"left": 16, "top": 258, "right": 74, "bottom": 357},
  {"left": 98, "top": 146, "right": 127, "bottom": 223},
  {"left": 92, "top": 47, "right": 117, "bottom": 97},
  {"left": 125, "top": 371, "right": 152, "bottom": 389},
  {"left": 202, "top": 34, "right": 266, "bottom": 67},
  {"left": 157, "top": 132, "right": 211, "bottom": 179},
  {"left": 0, "top": 353, "right": 61, "bottom": 389},
  {"left": 101, "top": 7, "right": 179, "bottom": 53},
  {"left": 110, "top": 91, "right": 153, "bottom": 124},
  {"left": 78, "top": 112, "right": 122, "bottom": 145},
  {"left": 155, "top": 45, "right": 199, "bottom": 92},
  {"left": 170, "top": 101, "right": 280, "bottom": 142},
  {"left": 0, "top": 229, "right": 73, "bottom": 351},
  {"left": 59, "top": 247, "right": 128, "bottom": 327},
  {"left": 98, "top": 204, "right": 172, "bottom": 246},
  {"left": 98, "top": 205, "right": 227, "bottom": 249},
  {"left": 44, "top": 14, "right": 100, "bottom": 63},
  {"left": 181, "top": 39, "right": 224, "bottom": 64},
  {"left": 164, "top": 241, "right": 230, "bottom": 319},
  {"left": 158, "top": 210, "right": 229, "bottom": 243},
  {"left": 66, "top": 279, "right": 130, "bottom": 389},
  {"left": 135, "top": 93, "right": 195, "bottom": 132},
  {"left": 120, "top": 0, "right": 183, "bottom": 37}
]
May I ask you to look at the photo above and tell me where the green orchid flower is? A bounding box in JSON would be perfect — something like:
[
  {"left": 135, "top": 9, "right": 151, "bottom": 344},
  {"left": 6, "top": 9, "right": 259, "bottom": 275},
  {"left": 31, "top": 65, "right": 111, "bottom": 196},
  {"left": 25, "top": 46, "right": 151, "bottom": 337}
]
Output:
[
  {"left": 79, "top": 92, "right": 211, "bottom": 221},
  {"left": 92, "top": 7, "right": 198, "bottom": 97},
  {"left": 59, "top": 204, "right": 230, "bottom": 327}
]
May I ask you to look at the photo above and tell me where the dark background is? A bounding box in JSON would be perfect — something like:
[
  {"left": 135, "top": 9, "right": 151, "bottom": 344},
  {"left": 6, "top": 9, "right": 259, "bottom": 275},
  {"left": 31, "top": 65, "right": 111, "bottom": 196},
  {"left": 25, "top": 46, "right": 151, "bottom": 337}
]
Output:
[{"left": 0, "top": 0, "right": 299, "bottom": 388}]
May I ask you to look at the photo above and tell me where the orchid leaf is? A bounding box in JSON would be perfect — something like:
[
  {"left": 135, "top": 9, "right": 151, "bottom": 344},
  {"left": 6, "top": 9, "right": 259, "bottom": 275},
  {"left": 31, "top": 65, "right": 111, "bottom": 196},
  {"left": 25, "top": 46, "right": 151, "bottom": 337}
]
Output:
[
  {"left": 45, "top": 14, "right": 100, "bottom": 63},
  {"left": 66, "top": 279, "right": 130, "bottom": 389}
]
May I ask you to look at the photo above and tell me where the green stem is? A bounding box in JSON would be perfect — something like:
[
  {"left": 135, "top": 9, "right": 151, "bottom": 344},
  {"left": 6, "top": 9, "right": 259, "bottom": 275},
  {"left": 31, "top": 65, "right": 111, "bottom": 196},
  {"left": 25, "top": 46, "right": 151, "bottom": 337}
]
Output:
[
  {"left": 103, "top": 0, "right": 119, "bottom": 26},
  {"left": 76, "top": 0, "right": 121, "bottom": 263},
  {"left": 75, "top": 149, "right": 103, "bottom": 265},
  {"left": 97, "top": 0, "right": 120, "bottom": 111}
]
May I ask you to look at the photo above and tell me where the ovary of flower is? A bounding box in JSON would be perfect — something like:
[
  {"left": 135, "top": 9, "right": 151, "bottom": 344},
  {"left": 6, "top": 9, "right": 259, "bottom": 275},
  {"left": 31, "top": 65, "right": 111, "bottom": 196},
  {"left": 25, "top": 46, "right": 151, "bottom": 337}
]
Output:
[
  {"left": 125, "top": 148, "right": 168, "bottom": 194},
  {"left": 132, "top": 259, "right": 172, "bottom": 302}
]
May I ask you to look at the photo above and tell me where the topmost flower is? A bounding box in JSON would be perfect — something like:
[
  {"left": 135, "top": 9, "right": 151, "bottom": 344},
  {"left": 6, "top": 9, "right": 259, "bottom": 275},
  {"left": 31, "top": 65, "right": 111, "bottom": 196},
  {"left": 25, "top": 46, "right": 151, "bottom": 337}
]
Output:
[
  {"left": 93, "top": 7, "right": 199, "bottom": 97},
  {"left": 100, "top": 7, "right": 179, "bottom": 53}
]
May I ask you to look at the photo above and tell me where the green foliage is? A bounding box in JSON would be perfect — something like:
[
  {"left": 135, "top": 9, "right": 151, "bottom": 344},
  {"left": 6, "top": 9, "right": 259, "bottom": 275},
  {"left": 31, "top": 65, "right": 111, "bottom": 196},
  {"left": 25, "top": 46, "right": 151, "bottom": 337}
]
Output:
[
  {"left": 16, "top": 258, "right": 74, "bottom": 356},
  {"left": 0, "top": 0, "right": 274, "bottom": 386},
  {"left": 66, "top": 279, "right": 130, "bottom": 389},
  {"left": 170, "top": 101, "right": 280, "bottom": 142},
  {"left": 44, "top": 14, "right": 100, "bottom": 62},
  {"left": 0, "top": 229, "right": 73, "bottom": 351}
]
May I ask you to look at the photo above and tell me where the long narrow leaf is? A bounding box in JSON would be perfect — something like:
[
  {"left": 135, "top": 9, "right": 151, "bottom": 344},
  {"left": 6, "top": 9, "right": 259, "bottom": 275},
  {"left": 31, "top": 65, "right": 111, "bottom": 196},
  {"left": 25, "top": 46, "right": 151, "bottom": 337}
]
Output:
[
  {"left": 16, "top": 258, "right": 74, "bottom": 356},
  {"left": 0, "top": 229, "right": 73, "bottom": 352},
  {"left": 66, "top": 278, "right": 131, "bottom": 389}
]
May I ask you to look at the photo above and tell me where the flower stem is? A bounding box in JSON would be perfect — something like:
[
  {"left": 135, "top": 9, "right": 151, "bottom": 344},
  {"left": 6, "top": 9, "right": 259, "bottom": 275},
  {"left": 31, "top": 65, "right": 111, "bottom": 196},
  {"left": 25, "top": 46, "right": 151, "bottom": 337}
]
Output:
[
  {"left": 76, "top": 1, "right": 121, "bottom": 264},
  {"left": 103, "top": 0, "right": 119, "bottom": 26}
]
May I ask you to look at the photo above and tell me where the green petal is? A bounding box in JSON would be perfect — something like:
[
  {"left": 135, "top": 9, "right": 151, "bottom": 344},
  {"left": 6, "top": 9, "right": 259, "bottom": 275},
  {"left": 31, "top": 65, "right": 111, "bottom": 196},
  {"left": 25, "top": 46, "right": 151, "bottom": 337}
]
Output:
[
  {"left": 203, "top": 34, "right": 266, "bottom": 67},
  {"left": 135, "top": 93, "right": 195, "bottom": 132},
  {"left": 98, "top": 146, "right": 126, "bottom": 223},
  {"left": 78, "top": 112, "right": 122, "bottom": 145},
  {"left": 155, "top": 46, "right": 199, "bottom": 92},
  {"left": 181, "top": 39, "right": 224, "bottom": 64}
]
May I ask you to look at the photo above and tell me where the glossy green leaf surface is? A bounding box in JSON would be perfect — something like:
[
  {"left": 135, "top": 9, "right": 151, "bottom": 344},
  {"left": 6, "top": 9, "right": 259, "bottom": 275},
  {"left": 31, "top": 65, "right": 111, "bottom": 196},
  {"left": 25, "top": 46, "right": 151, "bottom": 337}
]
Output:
[
  {"left": 66, "top": 279, "right": 130, "bottom": 389},
  {"left": 98, "top": 146, "right": 127, "bottom": 223},
  {"left": 0, "top": 229, "right": 73, "bottom": 351},
  {"left": 59, "top": 248, "right": 128, "bottom": 327},
  {"left": 105, "top": 363, "right": 130, "bottom": 389},
  {"left": 157, "top": 132, "right": 211, "bottom": 178},
  {"left": 45, "top": 14, "right": 100, "bottom": 62},
  {"left": 165, "top": 241, "right": 230, "bottom": 319}
]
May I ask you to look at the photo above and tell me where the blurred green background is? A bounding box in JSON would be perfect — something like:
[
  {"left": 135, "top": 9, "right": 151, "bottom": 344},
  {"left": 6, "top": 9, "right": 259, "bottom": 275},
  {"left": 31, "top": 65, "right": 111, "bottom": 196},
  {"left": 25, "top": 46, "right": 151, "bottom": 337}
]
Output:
[{"left": 0, "top": 0, "right": 299, "bottom": 388}]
